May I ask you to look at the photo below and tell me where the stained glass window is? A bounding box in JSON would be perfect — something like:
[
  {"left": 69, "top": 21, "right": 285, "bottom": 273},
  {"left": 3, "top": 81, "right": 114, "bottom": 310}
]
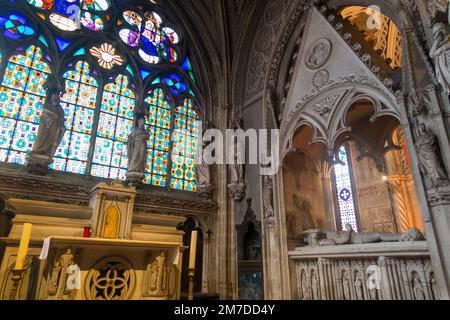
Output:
[
  {"left": 333, "top": 146, "right": 359, "bottom": 231},
  {"left": 0, "top": 46, "right": 51, "bottom": 165},
  {"left": 0, "top": 5, "right": 201, "bottom": 194},
  {"left": 91, "top": 74, "right": 135, "bottom": 180},
  {"left": 51, "top": 61, "right": 98, "bottom": 174},
  {"left": 171, "top": 98, "right": 199, "bottom": 192},
  {"left": 0, "top": 14, "right": 35, "bottom": 39},
  {"left": 144, "top": 88, "right": 172, "bottom": 187},
  {"left": 26, "top": 0, "right": 109, "bottom": 32},
  {"left": 119, "top": 10, "right": 180, "bottom": 64}
]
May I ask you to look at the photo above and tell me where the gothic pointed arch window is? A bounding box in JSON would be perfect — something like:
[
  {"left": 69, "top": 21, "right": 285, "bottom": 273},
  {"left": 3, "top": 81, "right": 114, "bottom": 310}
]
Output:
[
  {"left": 333, "top": 145, "right": 360, "bottom": 231},
  {"left": 0, "top": 44, "right": 51, "bottom": 164},
  {"left": 0, "top": 3, "right": 202, "bottom": 194},
  {"left": 91, "top": 74, "right": 135, "bottom": 180},
  {"left": 51, "top": 60, "right": 99, "bottom": 174}
]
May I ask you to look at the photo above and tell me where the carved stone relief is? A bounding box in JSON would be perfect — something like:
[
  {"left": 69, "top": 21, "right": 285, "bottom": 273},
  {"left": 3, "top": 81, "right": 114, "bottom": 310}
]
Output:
[
  {"left": 142, "top": 251, "right": 178, "bottom": 299},
  {"left": 305, "top": 39, "right": 332, "bottom": 70},
  {"left": 46, "top": 248, "right": 79, "bottom": 300},
  {"left": 312, "top": 69, "right": 330, "bottom": 89},
  {"left": 84, "top": 257, "right": 136, "bottom": 300}
]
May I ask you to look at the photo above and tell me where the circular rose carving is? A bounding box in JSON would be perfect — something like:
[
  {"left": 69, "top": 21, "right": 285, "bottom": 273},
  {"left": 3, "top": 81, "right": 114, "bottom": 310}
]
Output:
[
  {"left": 84, "top": 256, "right": 136, "bottom": 300},
  {"left": 305, "top": 38, "right": 332, "bottom": 70},
  {"left": 312, "top": 69, "right": 330, "bottom": 88}
]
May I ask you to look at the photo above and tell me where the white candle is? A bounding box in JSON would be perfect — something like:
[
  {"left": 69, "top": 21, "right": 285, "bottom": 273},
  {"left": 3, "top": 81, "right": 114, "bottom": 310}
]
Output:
[
  {"left": 15, "top": 223, "right": 32, "bottom": 270},
  {"left": 188, "top": 230, "right": 198, "bottom": 269}
]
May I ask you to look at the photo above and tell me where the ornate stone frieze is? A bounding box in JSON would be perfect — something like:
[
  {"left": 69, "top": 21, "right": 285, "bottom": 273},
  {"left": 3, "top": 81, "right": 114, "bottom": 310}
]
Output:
[
  {"left": 285, "top": 71, "right": 393, "bottom": 126},
  {"left": 290, "top": 242, "right": 436, "bottom": 300},
  {"left": 0, "top": 170, "right": 218, "bottom": 214},
  {"left": 248, "top": 0, "right": 318, "bottom": 98}
]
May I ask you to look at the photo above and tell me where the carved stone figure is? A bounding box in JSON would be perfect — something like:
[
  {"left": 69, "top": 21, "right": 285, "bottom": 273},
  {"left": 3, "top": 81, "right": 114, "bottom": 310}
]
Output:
[
  {"left": 415, "top": 123, "right": 449, "bottom": 189},
  {"left": 301, "top": 271, "right": 309, "bottom": 300},
  {"left": 263, "top": 176, "right": 274, "bottom": 219},
  {"left": 412, "top": 272, "right": 425, "bottom": 300},
  {"left": 430, "top": 23, "right": 450, "bottom": 95},
  {"left": 28, "top": 74, "right": 65, "bottom": 172},
  {"left": 227, "top": 108, "right": 246, "bottom": 201},
  {"left": 48, "top": 248, "right": 77, "bottom": 300},
  {"left": 430, "top": 272, "right": 438, "bottom": 300},
  {"left": 354, "top": 271, "right": 364, "bottom": 300},
  {"left": 302, "top": 224, "right": 425, "bottom": 247},
  {"left": 126, "top": 117, "right": 148, "bottom": 183},
  {"left": 196, "top": 137, "right": 213, "bottom": 200},
  {"left": 311, "top": 271, "right": 319, "bottom": 300},
  {"left": 342, "top": 270, "right": 351, "bottom": 300},
  {"left": 144, "top": 251, "right": 168, "bottom": 297},
  {"left": 32, "top": 93, "right": 65, "bottom": 156}
]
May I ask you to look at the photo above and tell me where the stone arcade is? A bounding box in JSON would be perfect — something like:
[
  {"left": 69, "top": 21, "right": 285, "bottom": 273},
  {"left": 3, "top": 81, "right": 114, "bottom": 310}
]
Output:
[{"left": 0, "top": 0, "right": 450, "bottom": 300}]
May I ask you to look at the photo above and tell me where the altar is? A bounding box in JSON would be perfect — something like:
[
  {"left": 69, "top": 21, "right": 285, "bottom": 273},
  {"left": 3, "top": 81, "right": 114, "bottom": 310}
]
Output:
[{"left": 0, "top": 181, "right": 188, "bottom": 300}]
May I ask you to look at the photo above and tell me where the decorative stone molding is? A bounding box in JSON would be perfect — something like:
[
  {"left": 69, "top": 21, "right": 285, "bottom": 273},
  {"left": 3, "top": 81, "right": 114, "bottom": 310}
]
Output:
[
  {"left": 427, "top": 186, "right": 450, "bottom": 206},
  {"left": 289, "top": 242, "right": 436, "bottom": 300},
  {"left": 285, "top": 71, "right": 395, "bottom": 127}
]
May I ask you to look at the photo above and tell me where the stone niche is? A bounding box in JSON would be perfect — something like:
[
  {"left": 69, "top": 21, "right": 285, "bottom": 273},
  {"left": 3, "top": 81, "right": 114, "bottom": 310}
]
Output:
[{"left": 0, "top": 181, "right": 187, "bottom": 300}]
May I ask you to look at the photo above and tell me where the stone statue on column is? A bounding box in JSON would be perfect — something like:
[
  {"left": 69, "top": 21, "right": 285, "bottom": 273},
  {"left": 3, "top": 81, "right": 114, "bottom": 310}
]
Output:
[
  {"left": 430, "top": 23, "right": 450, "bottom": 95},
  {"left": 227, "top": 106, "right": 246, "bottom": 201},
  {"left": 27, "top": 74, "right": 66, "bottom": 174},
  {"left": 263, "top": 175, "right": 274, "bottom": 219},
  {"left": 196, "top": 124, "right": 214, "bottom": 200},
  {"left": 415, "top": 123, "right": 449, "bottom": 189},
  {"left": 126, "top": 116, "right": 148, "bottom": 185}
]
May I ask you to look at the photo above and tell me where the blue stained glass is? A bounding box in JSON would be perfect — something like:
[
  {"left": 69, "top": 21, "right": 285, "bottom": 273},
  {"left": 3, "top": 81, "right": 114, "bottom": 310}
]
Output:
[
  {"left": 73, "top": 48, "right": 85, "bottom": 56},
  {"left": 126, "top": 65, "right": 134, "bottom": 76},
  {"left": 55, "top": 0, "right": 81, "bottom": 17},
  {"left": 0, "top": 14, "right": 35, "bottom": 39},
  {"left": 55, "top": 37, "right": 71, "bottom": 51},
  {"left": 163, "top": 73, "right": 187, "bottom": 95},
  {"left": 140, "top": 69, "right": 151, "bottom": 80},
  {"left": 334, "top": 146, "right": 359, "bottom": 231}
]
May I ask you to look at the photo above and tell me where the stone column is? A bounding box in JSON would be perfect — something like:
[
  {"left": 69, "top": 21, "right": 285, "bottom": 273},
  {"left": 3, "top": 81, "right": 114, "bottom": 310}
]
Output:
[
  {"left": 260, "top": 172, "right": 292, "bottom": 299},
  {"left": 386, "top": 176, "right": 414, "bottom": 232}
]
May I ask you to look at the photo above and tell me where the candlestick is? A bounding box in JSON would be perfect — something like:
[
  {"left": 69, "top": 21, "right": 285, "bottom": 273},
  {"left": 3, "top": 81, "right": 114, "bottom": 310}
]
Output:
[
  {"left": 9, "top": 269, "right": 26, "bottom": 300},
  {"left": 15, "top": 223, "right": 32, "bottom": 270},
  {"left": 188, "top": 268, "right": 195, "bottom": 301},
  {"left": 188, "top": 230, "right": 198, "bottom": 269}
]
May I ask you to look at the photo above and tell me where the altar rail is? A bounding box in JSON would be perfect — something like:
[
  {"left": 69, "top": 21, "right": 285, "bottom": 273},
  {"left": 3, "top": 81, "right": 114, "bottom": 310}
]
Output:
[{"left": 288, "top": 242, "right": 438, "bottom": 300}]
